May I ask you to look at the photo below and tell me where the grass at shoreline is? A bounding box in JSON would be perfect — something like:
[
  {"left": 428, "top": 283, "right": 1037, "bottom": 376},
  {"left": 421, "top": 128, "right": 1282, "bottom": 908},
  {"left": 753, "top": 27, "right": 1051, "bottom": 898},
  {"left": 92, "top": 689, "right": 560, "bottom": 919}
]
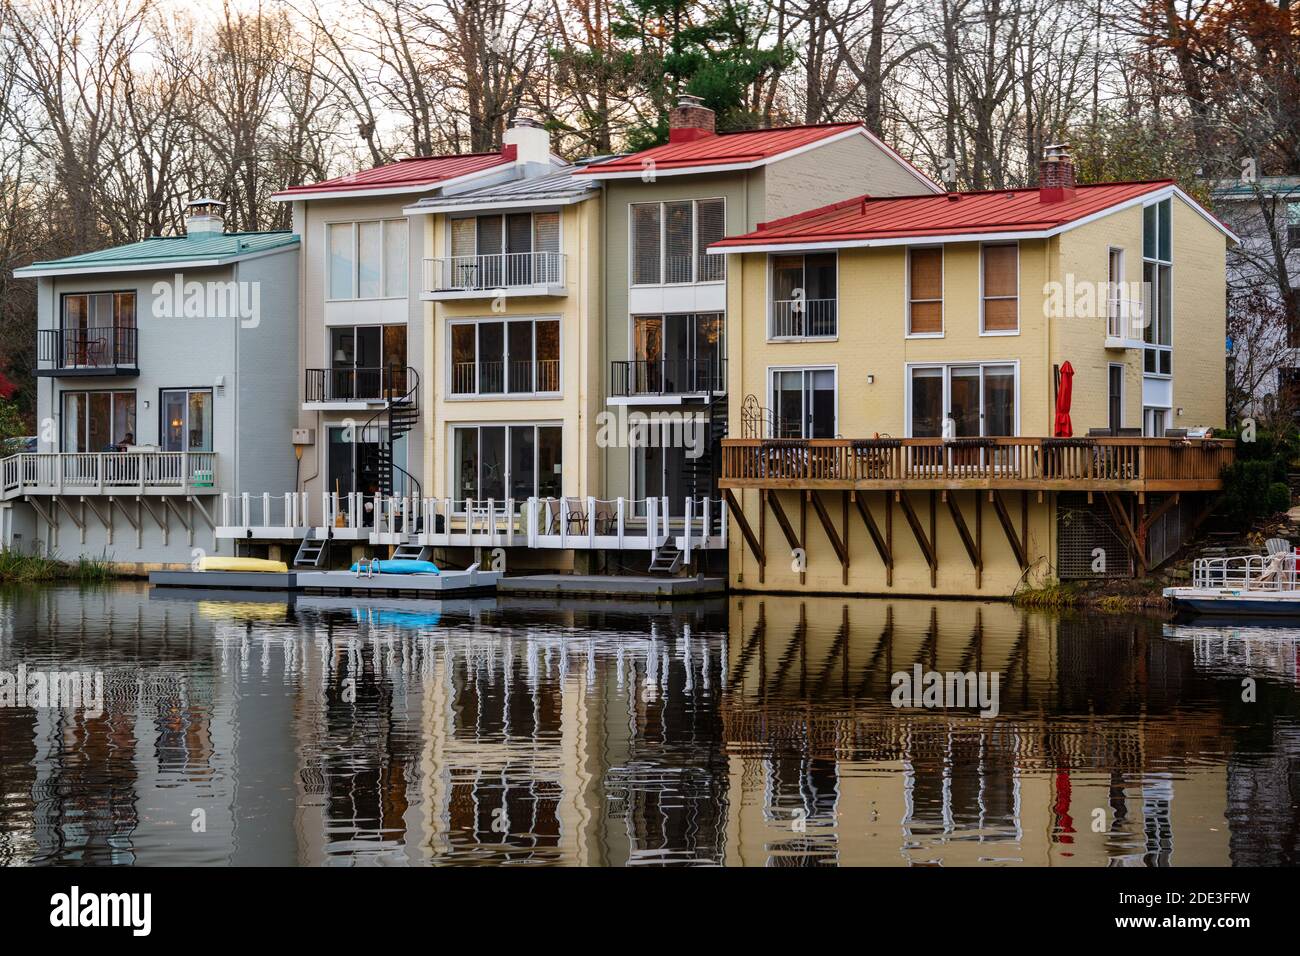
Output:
[
  {"left": 1012, "top": 580, "right": 1172, "bottom": 611},
  {"left": 0, "top": 550, "right": 115, "bottom": 584}
]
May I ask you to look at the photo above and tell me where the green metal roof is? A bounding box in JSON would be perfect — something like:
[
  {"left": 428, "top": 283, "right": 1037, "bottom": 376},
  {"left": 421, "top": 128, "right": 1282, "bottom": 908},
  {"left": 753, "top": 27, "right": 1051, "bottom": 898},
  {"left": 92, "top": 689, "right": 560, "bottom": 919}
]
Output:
[{"left": 13, "top": 231, "right": 299, "bottom": 277}]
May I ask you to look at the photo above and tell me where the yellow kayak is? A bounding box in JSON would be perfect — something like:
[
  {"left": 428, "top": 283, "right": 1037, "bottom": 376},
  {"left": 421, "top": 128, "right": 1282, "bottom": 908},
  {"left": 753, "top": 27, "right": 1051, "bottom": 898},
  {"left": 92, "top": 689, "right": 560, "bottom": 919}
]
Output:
[{"left": 198, "top": 556, "right": 288, "bottom": 573}]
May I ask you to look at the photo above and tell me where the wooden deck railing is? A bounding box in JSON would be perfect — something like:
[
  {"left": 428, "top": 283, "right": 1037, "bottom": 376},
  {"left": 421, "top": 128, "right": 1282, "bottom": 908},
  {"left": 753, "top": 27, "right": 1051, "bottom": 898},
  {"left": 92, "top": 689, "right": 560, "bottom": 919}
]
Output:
[
  {"left": 719, "top": 436, "right": 1233, "bottom": 492},
  {"left": 0, "top": 452, "right": 218, "bottom": 499}
]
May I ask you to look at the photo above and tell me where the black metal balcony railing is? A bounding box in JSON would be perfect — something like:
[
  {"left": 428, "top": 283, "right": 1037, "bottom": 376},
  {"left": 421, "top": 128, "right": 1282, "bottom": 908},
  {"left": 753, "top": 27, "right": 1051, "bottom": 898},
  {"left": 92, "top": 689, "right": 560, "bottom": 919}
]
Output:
[
  {"left": 610, "top": 358, "right": 726, "bottom": 397},
  {"left": 306, "top": 365, "right": 410, "bottom": 403},
  {"left": 38, "top": 326, "right": 138, "bottom": 371}
]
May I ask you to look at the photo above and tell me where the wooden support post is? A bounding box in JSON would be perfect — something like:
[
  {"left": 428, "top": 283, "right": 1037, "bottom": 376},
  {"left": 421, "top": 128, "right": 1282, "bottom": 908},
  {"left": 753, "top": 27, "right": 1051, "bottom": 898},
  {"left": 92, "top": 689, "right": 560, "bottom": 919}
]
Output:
[
  {"left": 897, "top": 491, "right": 937, "bottom": 584},
  {"left": 723, "top": 489, "right": 764, "bottom": 570},
  {"left": 799, "top": 491, "right": 807, "bottom": 585},
  {"left": 946, "top": 491, "right": 982, "bottom": 588},
  {"left": 758, "top": 490, "right": 767, "bottom": 584},
  {"left": 991, "top": 491, "right": 1028, "bottom": 570},
  {"left": 808, "top": 491, "right": 848, "bottom": 584},
  {"left": 1104, "top": 491, "right": 1147, "bottom": 574},
  {"left": 854, "top": 492, "right": 893, "bottom": 585},
  {"left": 841, "top": 491, "right": 850, "bottom": 586}
]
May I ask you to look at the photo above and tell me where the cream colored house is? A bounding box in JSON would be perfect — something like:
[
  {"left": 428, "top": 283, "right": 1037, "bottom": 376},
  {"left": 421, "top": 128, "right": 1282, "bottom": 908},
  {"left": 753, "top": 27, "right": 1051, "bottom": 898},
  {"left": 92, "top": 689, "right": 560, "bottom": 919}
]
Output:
[{"left": 713, "top": 149, "right": 1238, "bottom": 597}]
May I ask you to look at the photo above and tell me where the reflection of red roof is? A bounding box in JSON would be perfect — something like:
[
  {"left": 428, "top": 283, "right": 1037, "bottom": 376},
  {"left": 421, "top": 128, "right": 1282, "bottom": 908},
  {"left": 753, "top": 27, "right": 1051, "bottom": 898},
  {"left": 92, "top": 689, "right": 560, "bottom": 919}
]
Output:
[
  {"left": 273, "top": 147, "right": 515, "bottom": 199},
  {"left": 577, "top": 123, "right": 937, "bottom": 189},
  {"left": 710, "top": 180, "right": 1227, "bottom": 249}
]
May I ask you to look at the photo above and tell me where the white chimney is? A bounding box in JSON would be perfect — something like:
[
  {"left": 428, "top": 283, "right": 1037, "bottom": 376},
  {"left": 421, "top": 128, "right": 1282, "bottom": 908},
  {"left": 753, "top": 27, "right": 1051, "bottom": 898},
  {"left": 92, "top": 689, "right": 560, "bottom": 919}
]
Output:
[
  {"left": 503, "top": 115, "right": 552, "bottom": 166},
  {"left": 186, "top": 197, "right": 226, "bottom": 235}
]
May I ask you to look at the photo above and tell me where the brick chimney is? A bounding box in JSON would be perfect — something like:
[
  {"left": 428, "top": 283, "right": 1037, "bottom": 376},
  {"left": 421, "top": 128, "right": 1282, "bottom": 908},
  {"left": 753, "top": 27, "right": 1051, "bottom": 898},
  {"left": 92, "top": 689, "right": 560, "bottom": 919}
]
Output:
[
  {"left": 1038, "top": 144, "right": 1076, "bottom": 203},
  {"left": 668, "top": 93, "right": 715, "bottom": 144}
]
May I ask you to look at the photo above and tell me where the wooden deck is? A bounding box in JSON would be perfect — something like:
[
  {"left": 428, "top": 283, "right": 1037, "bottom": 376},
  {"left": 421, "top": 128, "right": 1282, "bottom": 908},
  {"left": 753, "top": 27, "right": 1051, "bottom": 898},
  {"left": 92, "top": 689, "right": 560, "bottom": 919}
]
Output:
[{"left": 719, "top": 436, "right": 1233, "bottom": 493}]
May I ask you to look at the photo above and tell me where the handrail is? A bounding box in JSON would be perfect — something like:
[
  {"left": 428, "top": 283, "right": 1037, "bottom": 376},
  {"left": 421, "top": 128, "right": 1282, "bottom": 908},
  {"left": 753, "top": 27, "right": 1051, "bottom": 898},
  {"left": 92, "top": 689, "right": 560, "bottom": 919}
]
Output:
[
  {"left": 1, "top": 451, "right": 217, "bottom": 496},
  {"left": 1193, "top": 553, "right": 1299, "bottom": 591},
  {"left": 719, "top": 436, "right": 1234, "bottom": 487},
  {"left": 362, "top": 365, "right": 422, "bottom": 500},
  {"left": 423, "top": 251, "right": 566, "bottom": 292},
  {"left": 38, "top": 326, "right": 138, "bottom": 369}
]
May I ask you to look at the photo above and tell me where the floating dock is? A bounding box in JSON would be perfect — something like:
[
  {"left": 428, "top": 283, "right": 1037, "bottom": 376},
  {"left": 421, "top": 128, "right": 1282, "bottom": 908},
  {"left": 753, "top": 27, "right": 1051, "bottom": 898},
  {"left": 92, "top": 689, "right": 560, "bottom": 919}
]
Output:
[
  {"left": 149, "top": 568, "right": 500, "bottom": 596},
  {"left": 497, "top": 574, "right": 726, "bottom": 600}
]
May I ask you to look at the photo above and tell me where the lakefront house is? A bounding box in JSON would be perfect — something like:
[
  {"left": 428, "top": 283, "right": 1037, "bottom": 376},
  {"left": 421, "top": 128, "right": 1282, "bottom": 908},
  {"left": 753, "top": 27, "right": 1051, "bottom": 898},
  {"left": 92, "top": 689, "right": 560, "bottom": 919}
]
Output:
[
  {"left": 2, "top": 200, "right": 300, "bottom": 568},
  {"left": 712, "top": 146, "right": 1238, "bottom": 597}
]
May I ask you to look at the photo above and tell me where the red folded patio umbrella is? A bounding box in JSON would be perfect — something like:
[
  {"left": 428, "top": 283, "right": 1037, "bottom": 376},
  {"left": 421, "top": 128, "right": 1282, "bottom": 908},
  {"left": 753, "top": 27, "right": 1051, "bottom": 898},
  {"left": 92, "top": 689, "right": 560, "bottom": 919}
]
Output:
[{"left": 1054, "top": 361, "right": 1074, "bottom": 438}]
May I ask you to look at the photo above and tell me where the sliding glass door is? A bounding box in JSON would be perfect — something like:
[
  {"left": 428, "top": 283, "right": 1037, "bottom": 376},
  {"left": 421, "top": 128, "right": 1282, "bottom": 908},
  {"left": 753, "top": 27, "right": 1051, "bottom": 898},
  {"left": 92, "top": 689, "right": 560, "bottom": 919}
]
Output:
[
  {"left": 160, "top": 389, "right": 213, "bottom": 452},
  {"left": 909, "top": 364, "right": 1016, "bottom": 438},
  {"left": 772, "top": 368, "right": 836, "bottom": 439},
  {"left": 62, "top": 391, "right": 136, "bottom": 452},
  {"left": 452, "top": 424, "right": 562, "bottom": 510}
]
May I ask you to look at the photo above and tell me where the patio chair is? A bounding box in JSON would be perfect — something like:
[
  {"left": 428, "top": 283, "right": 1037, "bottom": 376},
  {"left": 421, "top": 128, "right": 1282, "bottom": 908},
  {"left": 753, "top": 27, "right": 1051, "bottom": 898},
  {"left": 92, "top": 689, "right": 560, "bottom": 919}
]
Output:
[{"left": 563, "top": 496, "right": 588, "bottom": 534}]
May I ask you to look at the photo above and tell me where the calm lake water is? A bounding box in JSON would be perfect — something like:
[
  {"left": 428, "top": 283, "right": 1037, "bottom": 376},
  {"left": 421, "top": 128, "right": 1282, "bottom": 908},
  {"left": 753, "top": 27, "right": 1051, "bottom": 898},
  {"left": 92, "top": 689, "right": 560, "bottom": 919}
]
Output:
[{"left": 0, "top": 582, "right": 1297, "bottom": 866}]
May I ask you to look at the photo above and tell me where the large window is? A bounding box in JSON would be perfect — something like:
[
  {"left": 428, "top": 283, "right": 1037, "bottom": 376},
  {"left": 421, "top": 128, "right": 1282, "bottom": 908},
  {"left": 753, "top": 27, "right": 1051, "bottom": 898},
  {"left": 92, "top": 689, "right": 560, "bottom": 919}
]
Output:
[
  {"left": 450, "top": 318, "right": 560, "bottom": 396},
  {"left": 771, "top": 368, "right": 836, "bottom": 439},
  {"left": 1142, "top": 199, "right": 1172, "bottom": 376},
  {"left": 452, "top": 424, "right": 562, "bottom": 506},
  {"left": 446, "top": 211, "right": 561, "bottom": 288},
  {"left": 908, "top": 364, "right": 1016, "bottom": 438},
  {"left": 630, "top": 312, "right": 724, "bottom": 393},
  {"left": 327, "top": 219, "right": 408, "bottom": 300},
  {"left": 981, "top": 244, "right": 1018, "bottom": 333},
  {"left": 61, "top": 391, "right": 136, "bottom": 452},
  {"left": 630, "top": 198, "right": 725, "bottom": 285},
  {"left": 328, "top": 325, "right": 408, "bottom": 399},
  {"left": 160, "top": 389, "right": 213, "bottom": 452},
  {"left": 908, "top": 247, "right": 943, "bottom": 335},
  {"left": 59, "top": 292, "right": 136, "bottom": 367},
  {"left": 771, "top": 253, "right": 837, "bottom": 338}
]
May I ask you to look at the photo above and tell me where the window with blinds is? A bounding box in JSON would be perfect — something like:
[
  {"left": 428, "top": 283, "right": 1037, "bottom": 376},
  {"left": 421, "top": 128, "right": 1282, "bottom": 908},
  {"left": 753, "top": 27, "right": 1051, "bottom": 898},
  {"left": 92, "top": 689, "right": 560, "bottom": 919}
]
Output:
[
  {"left": 981, "top": 243, "right": 1018, "bottom": 332},
  {"left": 451, "top": 218, "right": 476, "bottom": 258},
  {"left": 630, "top": 198, "right": 725, "bottom": 285},
  {"left": 696, "top": 199, "right": 725, "bottom": 281},
  {"left": 632, "top": 203, "right": 662, "bottom": 285},
  {"left": 908, "top": 247, "right": 943, "bottom": 334}
]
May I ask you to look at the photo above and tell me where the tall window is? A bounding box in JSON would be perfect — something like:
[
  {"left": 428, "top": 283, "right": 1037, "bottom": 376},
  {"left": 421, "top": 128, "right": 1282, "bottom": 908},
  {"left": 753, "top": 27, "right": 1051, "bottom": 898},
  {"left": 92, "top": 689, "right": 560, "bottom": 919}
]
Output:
[
  {"left": 1142, "top": 198, "right": 1172, "bottom": 375},
  {"left": 447, "top": 211, "right": 561, "bottom": 287},
  {"left": 908, "top": 247, "right": 943, "bottom": 335},
  {"left": 59, "top": 292, "right": 136, "bottom": 367},
  {"left": 328, "top": 325, "right": 407, "bottom": 399},
  {"left": 450, "top": 318, "right": 560, "bottom": 396},
  {"left": 771, "top": 253, "right": 837, "bottom": 338},
  {"left": 771, "top": 368, "right": 836, "bottom": 438},
  {"left": 160, "top": 389, "right": 213, "bottom": 452},
  {"left": 1107, "top": 247, "right": 1128, "bottom": 338},
  {"left": 630, "top": 313, "right": 723, "bottom": 393},
  {"left": 981, "top": 244, "right": 1018, "bottom": 333},
  {"left": 453, "top": 424, "right": 562, "bottom": 505},
  {"left": 62, "top": 391, "right": 136, "bottom": 452},
  {"left": 327, "top": 219, "right": 408, "bottom": 300},
  {"left": 630, "top": 198, "right": 725, "bottom": 285},
  {"left": 909, "top": 364, "right": 1016, "bottom": 438}
]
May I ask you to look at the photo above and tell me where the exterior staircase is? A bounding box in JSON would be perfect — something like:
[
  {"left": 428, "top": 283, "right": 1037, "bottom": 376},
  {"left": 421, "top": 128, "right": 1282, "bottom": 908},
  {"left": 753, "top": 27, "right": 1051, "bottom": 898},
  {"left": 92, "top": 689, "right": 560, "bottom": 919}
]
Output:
[
  {"left": 649, "top": 544, "right": 683, "bottom": 575},
  {"left": 391, "top": 543, "right": 434, "bottom": 562},
  {"left": 362, "top": 365, "right": 421, "bottom": 498},
  {"left": 685, "top": 395, "right": 728, "bottom": 533},
  {"left": 294, "top": 528, "right": 329, "bottom": 568}
]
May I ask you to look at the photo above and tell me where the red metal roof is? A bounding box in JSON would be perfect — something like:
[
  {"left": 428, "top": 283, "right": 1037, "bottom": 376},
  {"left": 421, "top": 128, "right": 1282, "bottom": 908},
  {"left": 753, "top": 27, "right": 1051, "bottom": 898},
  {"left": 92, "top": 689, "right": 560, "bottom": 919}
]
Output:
[
  {"left": 273, "top": 147, "right": 515, "bottom": 199},
  {"left": 712, "top": 181, "right": 1178, "bottom": 248},
  {"left": 576, "top": 123, "right": 866, "bottom": 175}
]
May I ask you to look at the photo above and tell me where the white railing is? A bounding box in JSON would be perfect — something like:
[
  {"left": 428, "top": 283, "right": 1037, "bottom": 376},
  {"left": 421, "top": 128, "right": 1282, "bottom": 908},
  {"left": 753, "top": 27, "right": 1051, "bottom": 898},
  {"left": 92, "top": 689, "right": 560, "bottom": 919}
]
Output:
[
  {"left": 218, "top": 492, "right": 311, "bottom": 533},
  {"left": 209, "top": 492, "right": 728, "bottom": 551},
  {"left": 1192, "top": 553, "right": 1300, "bottom": 592},
  {"left": 423, "top": 251, "right": 565, "bottom": 293},
  {"left": 771, "top": 298, "right": 837, "bottom": 338},
  {"left": 1, "top": 452, "right": 217, "bottom": 498}
]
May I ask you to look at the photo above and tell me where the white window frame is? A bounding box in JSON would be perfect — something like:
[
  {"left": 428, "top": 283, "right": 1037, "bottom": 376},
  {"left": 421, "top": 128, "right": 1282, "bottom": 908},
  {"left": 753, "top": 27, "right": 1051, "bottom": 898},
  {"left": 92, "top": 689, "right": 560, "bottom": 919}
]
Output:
[
  {"left": 903, "top": 361, "right": 1021, "bottom": 438},
  {"left": 905, "top": 245, "right": 945, "bottom": 338},
  {"left": 1142, "top": 198, "right": 1173, "bottom": 380},
  {"left": 979, "top": 241, "right": 1020, "bottom": 336},
  {"left": 766, "top": 365, "right": 839, "bottom": 439},
  {"left": 766, "top": 251, "right": 839, "bottom": 341},
  {"left": 627, "top": 197, "right": 727, "bottom": 288},
  {"left": 446, "top": 315, "right": 562, "bottom": 399},
  {"left": 444, "top": 209, "right": 564, "bottom": 259},
  {"left": 325, "top": 218, "right": 409, "bottom": 302},
  {"left": 448, "top": 421, "right": 564, "bottom": 512}
]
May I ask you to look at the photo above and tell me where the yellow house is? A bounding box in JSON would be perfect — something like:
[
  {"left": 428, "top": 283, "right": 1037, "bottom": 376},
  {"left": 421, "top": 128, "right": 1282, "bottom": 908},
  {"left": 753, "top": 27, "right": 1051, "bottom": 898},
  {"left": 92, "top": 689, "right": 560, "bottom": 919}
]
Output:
[
  {"left": 712, "top": 149, "right": 1238, "bottom": 597},
  {"left": 403, "top": 120, "right": 604, "bottom": 570}
]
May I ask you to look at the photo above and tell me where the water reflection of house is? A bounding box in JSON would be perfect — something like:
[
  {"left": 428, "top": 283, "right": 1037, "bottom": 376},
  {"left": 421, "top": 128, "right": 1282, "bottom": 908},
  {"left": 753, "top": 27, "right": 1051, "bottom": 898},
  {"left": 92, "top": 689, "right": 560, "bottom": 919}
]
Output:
[{"left": 721, "top": 595, "right": 1233, "bottom": 866}]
